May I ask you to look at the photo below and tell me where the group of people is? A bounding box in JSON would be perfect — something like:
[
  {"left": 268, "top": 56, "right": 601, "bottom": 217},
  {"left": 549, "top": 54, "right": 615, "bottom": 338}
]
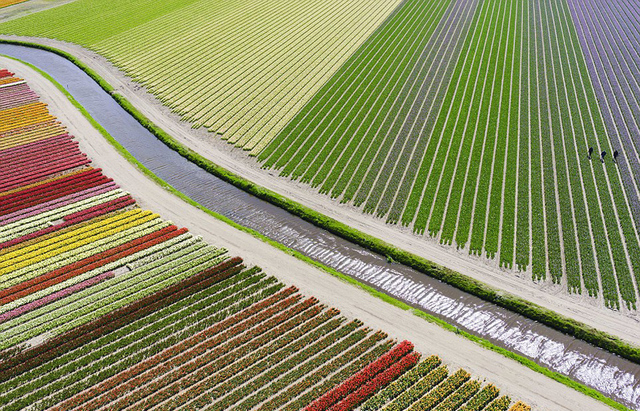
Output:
[{"left": 588, "top": 146, "right": 619, "bottom": 163}]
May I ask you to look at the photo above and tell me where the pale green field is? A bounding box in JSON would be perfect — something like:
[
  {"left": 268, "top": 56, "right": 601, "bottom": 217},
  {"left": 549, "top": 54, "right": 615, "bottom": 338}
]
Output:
[{"left": 0, "top": 0, "right": 402, "bottom": 152}]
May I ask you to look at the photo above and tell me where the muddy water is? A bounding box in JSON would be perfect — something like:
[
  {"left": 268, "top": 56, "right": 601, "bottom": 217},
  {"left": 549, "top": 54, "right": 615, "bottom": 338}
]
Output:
[{"left": 2, "top": 44, "right": 639, "bottom": 409}]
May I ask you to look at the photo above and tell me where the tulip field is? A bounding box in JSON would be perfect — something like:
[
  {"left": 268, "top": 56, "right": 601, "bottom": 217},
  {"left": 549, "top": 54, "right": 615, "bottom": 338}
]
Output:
[
  {"left": 0, "top": 0, "right": 402, "bottom": 152},
  {"left": 259, "top": 0, "right": 640, "bottom": 309},
  {"left": 0, "top": 72, "right": 529, "bottom": 410},
  {"left": 3, "top": 0, "right": 640, "bottom": 310}
]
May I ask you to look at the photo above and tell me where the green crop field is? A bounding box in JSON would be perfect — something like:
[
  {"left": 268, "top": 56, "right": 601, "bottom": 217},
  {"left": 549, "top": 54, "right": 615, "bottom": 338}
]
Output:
[
  {"left": 3, "top": 0, "right": 640, "bottom": 310},
  {"left": 0, "top": 0, "right": 402, "bottom": 152},
  {"left": 261, "top": 0, "right": 640, "bottom": 309}
]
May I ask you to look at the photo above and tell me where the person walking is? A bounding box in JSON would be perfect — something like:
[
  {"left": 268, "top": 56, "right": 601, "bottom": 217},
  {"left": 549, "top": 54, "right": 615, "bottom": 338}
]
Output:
[{"left": 601, "top": 150, "right": 607, "bottom": 163}]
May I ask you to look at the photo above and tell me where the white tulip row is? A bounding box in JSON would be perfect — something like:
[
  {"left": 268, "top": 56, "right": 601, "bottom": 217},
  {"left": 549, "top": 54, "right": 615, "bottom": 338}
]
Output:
[{"left": 0, "top": 189, "right": 128, "bottom": 243}]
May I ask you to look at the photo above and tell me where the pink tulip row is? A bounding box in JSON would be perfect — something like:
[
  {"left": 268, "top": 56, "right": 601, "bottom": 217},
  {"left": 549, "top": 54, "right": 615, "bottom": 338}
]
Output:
[{"left": 0, "top": 271, "right": 114, "bottom": 323}]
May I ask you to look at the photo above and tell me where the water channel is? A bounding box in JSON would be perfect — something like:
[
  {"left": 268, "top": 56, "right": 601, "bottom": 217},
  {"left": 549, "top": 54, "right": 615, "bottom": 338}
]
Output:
[{"left": 1, "top": 43, "right": 639, "bottom": 409}]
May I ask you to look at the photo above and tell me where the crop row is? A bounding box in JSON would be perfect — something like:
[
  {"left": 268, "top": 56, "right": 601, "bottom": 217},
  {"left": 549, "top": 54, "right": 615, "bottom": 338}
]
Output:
[
  {"left": 307, "top": 340, "right": 415, "bottom": 410},
  {"left": 0, "top": 271, "right": 114, "bottom": 324},
  {"left": 0, "top": 257, "right": 248, "bottom": 384},
  {"left": 0, "top": 225, "right": 185, "bottom": 306},
  {"left": 0, "top": 217, "right": 173, "bottom": 290},
  {"left": 0, "top": 184, "right": 126, "bottom": 236},
  {"left": 0, "top": 192, "right": 134, "bottom": 247},
  {"left": 0, "top": 238, "right": 227, "bottom": 349}
]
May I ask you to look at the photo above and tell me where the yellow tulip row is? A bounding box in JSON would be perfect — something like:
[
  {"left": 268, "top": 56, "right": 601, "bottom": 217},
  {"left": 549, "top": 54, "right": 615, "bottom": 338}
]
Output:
[
  {"left": 0, "top": 210, "right": 159, "bottom": 274},
  {"left": 0, "top": 122, "right": 67, "bottom": 150}
]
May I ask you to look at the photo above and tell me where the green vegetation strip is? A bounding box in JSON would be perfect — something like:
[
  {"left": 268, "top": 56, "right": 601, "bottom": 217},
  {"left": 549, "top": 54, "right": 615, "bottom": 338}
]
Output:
[{"left": 0, "top": 41, "right": 631, "bottom": 410}]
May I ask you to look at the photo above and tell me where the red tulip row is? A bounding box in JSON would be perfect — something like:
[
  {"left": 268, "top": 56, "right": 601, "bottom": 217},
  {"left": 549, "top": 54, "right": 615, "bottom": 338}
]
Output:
[
  {"left": 0, "top": 173, "right": 112, "bottom": 217},
  {"left": 306, "top": 340, "right": 415, "bottom": 411},
  {"left": 0, "top": 137, "right": 77, "bottom": 170},
  {"left": 0, "top": 69, "right": 14, "bottom": 78},
  {"left": 0, "top": 150, "right": 86, "bottom": 182},
  {"left": 283, "top": 342, "right": 395, "bottom": 411},
  {"left": 100, "top": 298, "right": 326, "bottom": 411},
  {"left": 0, "top": 195, "right": 136, "bottom": 250},
  {"left": 173, "top": 320, "right": 361, "bottom": 410},
  {"left": 0, "top": 257, "right": 245, "bottom": 383},
  {"left": 0, "top": 157, "right": 91, "bottom": 192},
  {"left": 212, "top": 322, "right": 365, "bottom": 410},
  {"left": 258, "top": 331, "right": 388, "bottom": 411},
  {"left": 0, "top": 225, "right": 183, "bottom": 305},
  {"left": 51, "top": 286, "right": 300, "bottom": 410},
  {"left": 331, "top": 351, "right": 421, "bottom": 411}
]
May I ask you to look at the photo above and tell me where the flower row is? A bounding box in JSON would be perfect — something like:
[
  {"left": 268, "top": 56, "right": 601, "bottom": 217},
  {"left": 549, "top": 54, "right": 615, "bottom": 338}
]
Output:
[
  {"left": 0, "top": 210, "right": 155, "bottom": 272},
  {"left": 0, "top": 226, "right": 185, "bottom": 306},
  {"left": 0, "top": 269, "right": 278, "bottom": 410},
  {"left": 215, "top": 320, "right": 366, "bottom": 410},
  {"left": 362, "top": 356, "right": 442, "bottom": 410},
  {"left": 331, "top": 351, "right": 421, "bottom": 411},
  {"left": 406, "top": 369, "right": 470, "bottom": 411},
  {"left": 53, "top": 286, "right": 300, "bottom": 410},
  {"left": 234, "top": 324, "right": 374, "bottom": 410},
  {"left": 258, "top": 331, "right": 389, "bottom": 411},
  {"left": 1, "top": 195, "right": 135, "bottom": 249},
  {"left": 99, "top": 296, "right": 324, "bottom": 411},
  {"left": 0, "top": 181, "right": 119, "bottom": 226},
  {"left": 0, "top": 188, "right": 128, "bottom": 243},
  {"left": 383, "top": 366, "right": 449, "bottom": 411},
  {"left": 1, "top": 219, "right": 171, "bottom": 290},
  {"left": 0, "top": 271, "right": 114, "bottom": 324},
  {"left": 0, "top": 243, "right": 222, "bottom": 349},
  {"left": 283, "top": 342, "right": 395, "bottom": 411},
  {"left": 307, "top": 340, "right": 415, "bottom": 410},
  {"left": 0, "top": 257, "right": 246, "bottom": 385}
]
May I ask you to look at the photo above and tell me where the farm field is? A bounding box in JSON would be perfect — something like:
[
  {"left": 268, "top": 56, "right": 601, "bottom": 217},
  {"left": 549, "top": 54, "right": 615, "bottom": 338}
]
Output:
[
  {"left": 260, "top": 0, "right": 640, "bottom": 310},
  {"left": 2, "top": 0, "right": 639, "bottom": 312},
  {"left": 0, "top": 0, "right": 403, "bottom": 152},
  {"left": 0, "top": 71, "right": 532, "bottom": 411}
]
